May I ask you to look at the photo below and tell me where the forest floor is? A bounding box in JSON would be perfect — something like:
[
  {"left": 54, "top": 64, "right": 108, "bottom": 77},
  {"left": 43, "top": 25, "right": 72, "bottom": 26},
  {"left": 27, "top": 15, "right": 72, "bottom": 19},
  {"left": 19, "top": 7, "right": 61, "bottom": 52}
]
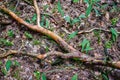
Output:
[{"left": 0, "top": 0, "right": 120, "bottom": 80}]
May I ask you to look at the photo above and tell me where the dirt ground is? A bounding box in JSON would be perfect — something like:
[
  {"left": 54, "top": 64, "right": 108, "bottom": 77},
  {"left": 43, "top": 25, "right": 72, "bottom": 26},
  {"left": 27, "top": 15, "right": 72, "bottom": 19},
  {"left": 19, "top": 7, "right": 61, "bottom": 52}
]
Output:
[{"left": 0, "top": 0, "right": 120, "bottom": 80}]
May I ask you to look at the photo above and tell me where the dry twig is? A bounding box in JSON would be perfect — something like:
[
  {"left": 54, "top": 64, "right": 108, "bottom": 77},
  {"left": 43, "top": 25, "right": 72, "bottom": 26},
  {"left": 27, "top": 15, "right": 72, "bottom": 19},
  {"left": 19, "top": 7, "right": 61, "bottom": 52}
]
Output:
[
  {"left": 33, "top": 0, "right": 40, "bottom": 27},
  {"left": 78, "top": 28, "right": 120, "bottom": 34}
]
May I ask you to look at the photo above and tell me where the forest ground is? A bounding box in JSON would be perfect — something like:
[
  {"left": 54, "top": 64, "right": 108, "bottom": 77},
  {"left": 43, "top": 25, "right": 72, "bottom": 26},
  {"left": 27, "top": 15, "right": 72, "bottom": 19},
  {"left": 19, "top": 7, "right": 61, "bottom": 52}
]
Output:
[{"left": 0, "top": 0, "right": 120, "bottom": 80}]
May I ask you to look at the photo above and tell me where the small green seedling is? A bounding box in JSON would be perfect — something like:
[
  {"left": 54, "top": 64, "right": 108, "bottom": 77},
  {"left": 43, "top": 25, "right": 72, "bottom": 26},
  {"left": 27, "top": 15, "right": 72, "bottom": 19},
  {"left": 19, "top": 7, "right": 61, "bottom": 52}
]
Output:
[
  {"left": 24, "top": 32, "right": 33, "bottom": 39},
  {"left": 79, "top": 38, "right": 93, "bottom": 53},
  {"left": 105, "top": 41, "right": 112, "bottom": 49},
  {"left": 5, "top": 60, "right": 12, "bottom": 71},
  {"left": 72, "top": 0, "right": 79, "bottom": 3},
  {"left": 57, "top": 0, "right": 64, "bottom": 17},
  {"left": 71, "top": 73, "right": 78, "bottom": 80},
  {"left": 7, "top": 30, "right": 15, "bottom": 37},
  {"left": 110, "top": 28, "right": 118, "bottom": 42},
  {"left": 31, "top": 13, "right": 37, "bottom": 24},
  {"left": 84, "top": 0, "right": 100, "bottom": 17},
  {"left": 68, "top": 31, "right": 78, "bottom": 40},
  {"left": 41, "top": 73, "right": 47, "bottom": 80},
  {"left": 33, "top": 39, "right": 40, "bottom": 45},
  {"left": 94, "top": 30, "right": 101, "bottom": 44},
  {"left": 0, "top": 38, "right": 13, "bottom": 46},
  {"left": 34, "top": 71, "right": 41, "bottom": 80},
  {"left": 111, "top": 18, "right": 119, "bottom": 26}
]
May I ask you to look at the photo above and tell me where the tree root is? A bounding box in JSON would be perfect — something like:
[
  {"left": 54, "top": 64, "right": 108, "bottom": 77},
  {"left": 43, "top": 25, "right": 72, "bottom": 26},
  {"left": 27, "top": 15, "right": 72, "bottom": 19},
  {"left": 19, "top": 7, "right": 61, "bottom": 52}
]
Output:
[{"left": 0, "top": 5, "right": 120, "bottom": 69}]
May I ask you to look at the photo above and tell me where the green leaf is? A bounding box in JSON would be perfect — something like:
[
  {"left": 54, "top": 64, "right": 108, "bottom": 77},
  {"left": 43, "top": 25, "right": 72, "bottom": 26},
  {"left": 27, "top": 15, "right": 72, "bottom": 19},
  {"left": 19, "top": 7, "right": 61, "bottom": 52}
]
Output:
[
  {"left": 7, "top": 30, "right": 14, "bottom": 37},
  {"left": 34, "top": 71, "right": 41, "bottom": 80},
  {"left": 5, "top": 60, "right": 12, "bottom": 71},
  {"left": 41, "top": 73, "right": 46, "bottom": 80},
  {"left": 79, "top": 14, "right": 86, "bottom": 19},
  {"left": 80, "top": 38, "right": 93, "bottom": 53},
  {"left": 71, "top": 74, "right": 78, "bottom": 80},
  {"left": 45, "top": 19, "right": 50, "bottom": 28},
  {"left": 94, "top": 8, "right": 101, "bottom": 16},
  {"left": 40, "top": 15, "right": 45, "bottom": 27},
  {"left": 68, "top": 31, "right": 78, "bottom": 39},
  {"left": 86, "top": 4, "right": 92, "bottom": 17},
  {"left": 72, "top": 0, "right": 79, "bottom": 3},
  {"left": 0, "top": 38, "right": 13, "bottom": 46},
  {"left": 57, "top": 0, "right": 64, "bottom": 17},
  {"left": 80, "top": 38, "right": 89, "bottom": 52},
  {"left": 71, "top": 18, "right": 80, "bottom": 25},
  {"left": 105, "top": 41, "right": 112, "bottom": 49},
  {"left": 1, "top": 68, "right": 7, "bottom": 75},
  {"left": 110, "top": 28, "right": 118, "bottom": 42},
  {"left": 25, "top": 32, "right": 33, "bottom": 39},
  {"left": 102, "top": 74, "right": 109, "bottom": 80},
  {"left": 32, "top": 13, "right": 37, "bottom": 23},
  {"left": 13, "top": 60, "right": 20, "bottom": 66},
  {"left": 64, "top": 15, "right": 71, "bottom": 23}
]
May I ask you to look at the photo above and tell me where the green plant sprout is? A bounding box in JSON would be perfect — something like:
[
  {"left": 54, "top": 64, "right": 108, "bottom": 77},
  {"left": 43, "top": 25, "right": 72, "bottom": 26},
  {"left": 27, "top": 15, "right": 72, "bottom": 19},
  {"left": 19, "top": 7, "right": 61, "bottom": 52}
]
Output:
[
  {"left": 7, "top": 30, "right": 15, "bottom": 37},
  {"left": 71, "top": 73, "right": 78, "bottom": 80},
  {"left": 0, "top": 38, "right": 13, "bottom": 46},
  {"left": 24, "top": 31, "right": 33, "bottom": 39},
  {"left": 79, "top": 38, "right": 93, "bottom": 53},
  {"left": 68, "top": 31, "right": 78, "bottom": 40},
  {"left": 110, "top": 28, "right": 118, "bottom": 42}
]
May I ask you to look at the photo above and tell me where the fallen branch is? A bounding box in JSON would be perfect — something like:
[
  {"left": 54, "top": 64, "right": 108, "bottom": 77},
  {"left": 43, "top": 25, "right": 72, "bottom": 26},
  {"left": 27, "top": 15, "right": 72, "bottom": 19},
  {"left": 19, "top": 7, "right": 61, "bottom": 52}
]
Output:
[
  {"left": 0, "top": 49, "right": 120, "bottom": 69},
  {"left": 78, "top": 28, "right": 120, "bottom": 34},
  {"left": 0, "top": 5, "right": 120, "bottom": 69}
]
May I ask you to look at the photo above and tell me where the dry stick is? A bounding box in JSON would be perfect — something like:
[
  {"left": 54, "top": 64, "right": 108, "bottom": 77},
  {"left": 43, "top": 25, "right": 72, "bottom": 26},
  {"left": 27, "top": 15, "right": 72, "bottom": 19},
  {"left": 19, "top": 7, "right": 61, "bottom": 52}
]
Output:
[
  {"left": 33, "top": 0, "right": 40, "bottom": 27},
  {"left": 1, "top": 5, "right": 120, "bottom": 69},
  {"left": 78, "top": 28, "right": 120, "bottom": 34}
]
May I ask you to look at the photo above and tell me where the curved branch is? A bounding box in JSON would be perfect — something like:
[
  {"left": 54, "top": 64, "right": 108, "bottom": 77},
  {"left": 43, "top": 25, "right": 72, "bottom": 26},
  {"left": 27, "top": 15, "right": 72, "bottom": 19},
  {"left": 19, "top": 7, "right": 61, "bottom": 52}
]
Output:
[
  {"left": 33, "top": 0, "right": 40, "bottom": 27},
  {"left": 0, "top": 49, "right": 120, "bottom": 69},
  {"left": 78, "top": 28, "right": 120, "bottom": 34}
]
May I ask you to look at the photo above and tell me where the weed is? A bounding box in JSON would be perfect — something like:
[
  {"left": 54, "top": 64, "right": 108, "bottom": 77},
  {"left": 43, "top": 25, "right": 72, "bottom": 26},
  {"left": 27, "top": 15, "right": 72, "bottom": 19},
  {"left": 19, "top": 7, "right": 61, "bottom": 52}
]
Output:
[
  {"left": 34, "top": 71, "right": 46, "bottom": 80},
  {"left": 33, "top": 39, "right": 40, "bottom": 45},
  {"left": 84, "top": 0, "right": 100, "bottom": 17},
  {"left": 13, "top": 69, "right": 21, "bottom": 80},
  {"left": 68, "top": 31, "right": 78, "bottom": 40},
  {"left": 79, "top": 38, "right": 93, "bottom": 53},
  {"left": 34, "top": 71, "right": 41, "bottom": 80},
  {"left": 24, "top": 31, "right": 33, "bottom": 39},
  {"left": 5, "top": 60, "right": 12, "bottom": 71},
  {"left": 105, "top": 41, "right": 112, "bottom": 49},
  {"left": 71, "top": 73, "right": 78, "bottom": 80},
  {"left": 7, "top": 30, "right": 15, "bottom": 37},
  {"left": 110, "top": 28, "right": 118, "bottom": 42},
  {"left": 41, "top": 73, "right": 47, "bottom": 80},
  {"left": 94, "top": 30, "right": 101, "bottom": 44},
  {"left": 111, "top": 18, "right": 119, "bottom": 26},
  {"left": 1, "top": 68, "right": 7, "bottom": 75},
  {"left": 57, "top": 0, "right": 64, "bottom": 17},
  {"left": 72, "top": 0, "right": 79, "bottom": 3},
  {"left": 0, "top": 38, "right": 13, "bottom": 46}
]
